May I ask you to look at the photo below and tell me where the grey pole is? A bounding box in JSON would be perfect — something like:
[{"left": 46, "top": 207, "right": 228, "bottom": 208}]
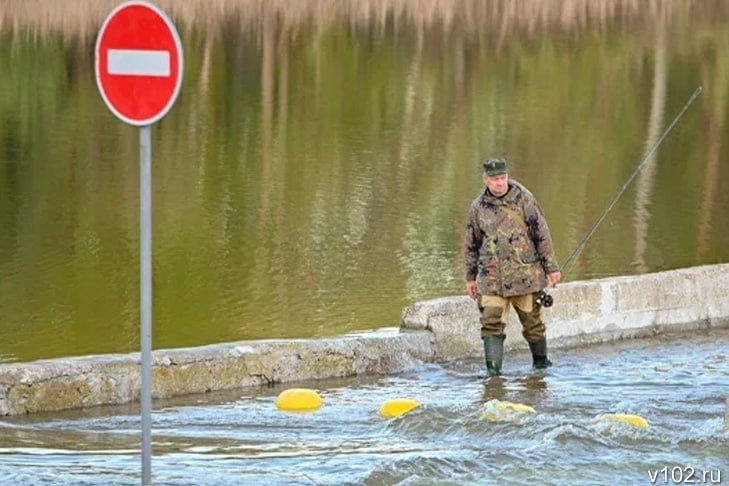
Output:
[{"left": 140, "top": 125, "right": 153, "bottom": 485}]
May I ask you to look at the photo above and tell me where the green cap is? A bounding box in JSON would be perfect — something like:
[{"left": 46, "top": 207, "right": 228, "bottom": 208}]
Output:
[{"left": 483, "top": 158, "right": 508, "bottom": 176}]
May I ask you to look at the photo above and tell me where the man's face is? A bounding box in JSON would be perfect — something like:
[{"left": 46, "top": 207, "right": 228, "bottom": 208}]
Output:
[{"left": 484, "top": 173, "right": 509, "bottom": 196}]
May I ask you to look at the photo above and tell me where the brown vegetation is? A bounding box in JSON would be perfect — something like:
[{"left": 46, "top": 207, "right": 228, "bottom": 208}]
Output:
[{"left": 3, "top": 0, "right": 728, "bottom": 39}]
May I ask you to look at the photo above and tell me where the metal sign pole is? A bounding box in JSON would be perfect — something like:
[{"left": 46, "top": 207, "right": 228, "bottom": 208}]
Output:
[
  {"left": 140, "top": 125, "right": 153, "bottom": 485},
  {"left": 95, "top": 4, "right": 182, "bottom": 484}
]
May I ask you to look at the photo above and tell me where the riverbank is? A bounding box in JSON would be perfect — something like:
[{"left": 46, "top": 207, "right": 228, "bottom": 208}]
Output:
[{"left": 1, "top": 263, "right": 728, "bottom": 416}]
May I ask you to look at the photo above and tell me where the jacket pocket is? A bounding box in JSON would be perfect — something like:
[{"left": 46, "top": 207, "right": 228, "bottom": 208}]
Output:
[{"left": 519, "top": 251, "right": 539, "bottom": 264}]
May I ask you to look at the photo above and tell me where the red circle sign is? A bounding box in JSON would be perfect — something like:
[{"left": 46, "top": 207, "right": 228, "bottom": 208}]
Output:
[{"left": 95, "top": 1, "right": 183, "bottom": 126}]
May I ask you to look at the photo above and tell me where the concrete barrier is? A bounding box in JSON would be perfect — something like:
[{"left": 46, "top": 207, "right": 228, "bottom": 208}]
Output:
[
  {"left": 0, "top": 330, "right": 434, "bottom": 416},
  {"left": 1, "top": 263, "right": 728, "bottom": 416},
  {"left": 402, "top": 263, "right": 729, "bottom": 359}
]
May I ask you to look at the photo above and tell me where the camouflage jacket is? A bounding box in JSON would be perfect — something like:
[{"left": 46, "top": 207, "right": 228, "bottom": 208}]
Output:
[{"left": 464, "top": 179, "right": 559, "bottom": 297}]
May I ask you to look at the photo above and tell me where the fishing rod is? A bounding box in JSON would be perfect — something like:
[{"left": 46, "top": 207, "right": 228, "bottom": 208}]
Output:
[{"left": 536, "top": 85, "right": 703, "bottom": 308}]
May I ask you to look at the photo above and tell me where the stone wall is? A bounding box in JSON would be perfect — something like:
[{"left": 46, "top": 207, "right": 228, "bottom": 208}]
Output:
[{"left": 1, "top": 263, "right": 728, "bottom": 416}]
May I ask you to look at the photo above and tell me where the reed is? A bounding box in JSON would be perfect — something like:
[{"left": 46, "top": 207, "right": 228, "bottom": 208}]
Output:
[{"left": 2, "top": 0, "right": 725, "bottom": 39}]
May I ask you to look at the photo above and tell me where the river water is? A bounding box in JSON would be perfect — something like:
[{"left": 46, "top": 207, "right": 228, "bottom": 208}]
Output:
[
  {"left": 0, "top": 329, "right": 727, "bottom": 484},
  {"left": 1, "top": 1, "right": 729, "bottom": 362}
]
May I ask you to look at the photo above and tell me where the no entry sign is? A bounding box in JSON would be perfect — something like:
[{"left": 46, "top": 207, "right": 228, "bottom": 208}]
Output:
[
  {"left": 94, "top": 3, "right": 186, "bottom": 483},
  {"left": 95, "top": 1, "right": 183, "bottom": 126}
]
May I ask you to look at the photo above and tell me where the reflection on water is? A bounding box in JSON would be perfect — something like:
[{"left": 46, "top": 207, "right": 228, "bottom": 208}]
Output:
[
  {"left": 483, "top": 373, "right": 548, "bottom": 403},
  {"left": 1, "top": 1, "right": 729, "bottom": 361},
  {"left": 0, "top": 330, "right": 727, "bottom": 484}
]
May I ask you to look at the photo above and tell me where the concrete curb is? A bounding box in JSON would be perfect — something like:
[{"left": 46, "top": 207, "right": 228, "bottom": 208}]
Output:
[
  {"left": 0, "top": 330, "right": 434, "bottom": 416},
  {"left": 401, "top": 263, "right": 729, "bottom": 359},
  {"left": 1, "top": 263, "right": 728, "bottom": 416}
]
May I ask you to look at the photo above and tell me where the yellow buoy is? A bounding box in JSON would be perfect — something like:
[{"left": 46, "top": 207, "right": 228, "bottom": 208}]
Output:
[
  {"left": 495, "top": 401, "right": 536, "bottom": 414},
  {"left": 275, "top": 388, "right": 323, "bottom": 412},
  {"left": 483, "top": 400, "right": 536, "bottom": 422},
  {"left": 379, "top": 398, "right": 420, "bottom": 418},
  {"left": 602, "top": 413, "right": 649, "bottom": 428}
]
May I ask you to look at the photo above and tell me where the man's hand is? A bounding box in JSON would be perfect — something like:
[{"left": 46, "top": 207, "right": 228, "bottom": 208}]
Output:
[
  {"left": 547, "top": 271, "right": 561, "bottom": 288},
  {"left": 466, "top": 280, "right": 478, "bottom": 300}
]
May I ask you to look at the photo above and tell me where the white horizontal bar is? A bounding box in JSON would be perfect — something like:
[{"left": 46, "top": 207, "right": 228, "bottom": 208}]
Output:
[{"left": 108, "top": 49, "right": 170, "bottom": 76}]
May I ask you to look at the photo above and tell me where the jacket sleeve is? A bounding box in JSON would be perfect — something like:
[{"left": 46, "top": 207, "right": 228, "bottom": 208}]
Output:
[
  {"left": 523, "top": 195, "right": 560, "bottom": 274},
  {"left": 464, "top": 203, "right": 482, "bottom": 281}
]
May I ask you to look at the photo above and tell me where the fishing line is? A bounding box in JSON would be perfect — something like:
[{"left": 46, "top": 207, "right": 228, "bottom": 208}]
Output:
[{"left": 537, "top": 86, "right": 702, "bottom": 308}]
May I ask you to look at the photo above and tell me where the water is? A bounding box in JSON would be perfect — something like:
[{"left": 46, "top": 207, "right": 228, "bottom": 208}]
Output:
[
  {"left": 1, "top": 1, "right": 729, "bottom": 362},
  {"left": 0, "top": 330, "right": 727, "bottom": 484}
]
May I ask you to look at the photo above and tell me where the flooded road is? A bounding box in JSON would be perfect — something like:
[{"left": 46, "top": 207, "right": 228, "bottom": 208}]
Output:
[
  {"left": 2, "top": 1, "right": 729, "bottom": 362},
  {"left": 1, "top": 329, "right": 726, "bottom": 484}
]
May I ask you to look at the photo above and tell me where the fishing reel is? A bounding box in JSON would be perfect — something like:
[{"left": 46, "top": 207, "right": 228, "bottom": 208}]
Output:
[{"left": 535, "top": 289, "right": 554, "bottom": 308}]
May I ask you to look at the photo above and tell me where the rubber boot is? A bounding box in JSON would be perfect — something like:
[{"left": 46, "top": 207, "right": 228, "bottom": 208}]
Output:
[
  {"left": 529, "top": 339, "right": 552, "bottom": 369},
  {"left": 482, "top": 336, "right": 503, "bottom": 376}
]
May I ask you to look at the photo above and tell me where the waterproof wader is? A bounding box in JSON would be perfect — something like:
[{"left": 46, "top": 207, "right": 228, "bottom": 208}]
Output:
[
  {"left": 482, "top": 336, "right": 503, "bottom": 376},
  {"left": 479, "top": 293, "right": 552, "bottom": 371}
]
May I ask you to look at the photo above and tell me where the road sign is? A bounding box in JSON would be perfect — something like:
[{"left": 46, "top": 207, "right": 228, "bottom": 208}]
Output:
[
  {"left": 95, "top": 3, "right": 185, "bottom": 484},
  {"left": 95, "top": 1, "right": 183, "bottom": 126}
]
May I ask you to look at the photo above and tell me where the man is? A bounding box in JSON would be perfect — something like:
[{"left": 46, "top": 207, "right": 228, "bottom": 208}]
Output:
[{"left": 464, "top": 158, "right": 561, "bottom": 376}]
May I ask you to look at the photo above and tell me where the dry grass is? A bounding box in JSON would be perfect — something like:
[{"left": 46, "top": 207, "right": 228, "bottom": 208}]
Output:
[{"left": 2, "top": 0, "right": 721, "bottom": 38}]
